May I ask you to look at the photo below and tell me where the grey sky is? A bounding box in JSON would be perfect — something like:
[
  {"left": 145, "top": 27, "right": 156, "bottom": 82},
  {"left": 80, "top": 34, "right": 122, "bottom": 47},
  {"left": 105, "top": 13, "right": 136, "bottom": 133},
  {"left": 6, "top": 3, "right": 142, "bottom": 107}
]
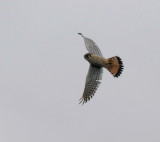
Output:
[{"left": 0, "top": 0, "right": 160, "bottom": 142}]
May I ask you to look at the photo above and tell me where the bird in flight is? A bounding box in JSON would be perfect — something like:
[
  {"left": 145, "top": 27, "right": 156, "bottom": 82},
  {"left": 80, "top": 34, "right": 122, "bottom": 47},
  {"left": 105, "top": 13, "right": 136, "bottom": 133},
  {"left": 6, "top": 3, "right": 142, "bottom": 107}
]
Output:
[{"left": 78, "top": 33, "right": 124, "bottom": 104}]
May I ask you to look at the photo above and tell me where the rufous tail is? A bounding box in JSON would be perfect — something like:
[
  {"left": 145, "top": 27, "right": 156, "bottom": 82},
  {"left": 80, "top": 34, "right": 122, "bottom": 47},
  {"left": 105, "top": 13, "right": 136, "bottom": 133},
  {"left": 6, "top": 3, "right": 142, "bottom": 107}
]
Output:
[{"left": 105, "top": 56, "right": 124, "bottom": 77}]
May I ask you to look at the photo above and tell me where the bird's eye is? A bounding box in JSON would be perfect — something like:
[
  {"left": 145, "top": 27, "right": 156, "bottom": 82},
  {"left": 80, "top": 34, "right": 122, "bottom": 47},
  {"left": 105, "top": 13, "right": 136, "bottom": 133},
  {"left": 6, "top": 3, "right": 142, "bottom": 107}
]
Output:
[
  {"left": 88, "top": 54, "right": 92, "bottom": 58},
  {"left": 84, "top": 53, "right": 92, "bottom": 60}
]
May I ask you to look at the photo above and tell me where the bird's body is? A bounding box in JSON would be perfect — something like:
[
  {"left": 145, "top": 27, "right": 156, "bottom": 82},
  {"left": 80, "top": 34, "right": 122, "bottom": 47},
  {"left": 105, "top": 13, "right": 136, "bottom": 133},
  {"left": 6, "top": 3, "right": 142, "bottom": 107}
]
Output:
[
  {"left": 78, "top": 33, "right": 124, "bottom": 104},
  {"left": 84, "top": 53, "right": 105, "bottom": 67},
  {"left": 84, "top": 53, "right": 123, "bottom": 77}
]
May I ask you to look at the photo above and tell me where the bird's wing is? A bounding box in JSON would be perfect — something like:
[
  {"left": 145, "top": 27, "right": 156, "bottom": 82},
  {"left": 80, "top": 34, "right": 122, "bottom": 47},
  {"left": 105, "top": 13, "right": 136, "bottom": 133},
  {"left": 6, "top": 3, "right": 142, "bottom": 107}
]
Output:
[
  {"left": 79, "top": 65, "right": 103, "bottom": 104},
  {"left": 78, "top": 33, "right": 103, "bottom": 57}
]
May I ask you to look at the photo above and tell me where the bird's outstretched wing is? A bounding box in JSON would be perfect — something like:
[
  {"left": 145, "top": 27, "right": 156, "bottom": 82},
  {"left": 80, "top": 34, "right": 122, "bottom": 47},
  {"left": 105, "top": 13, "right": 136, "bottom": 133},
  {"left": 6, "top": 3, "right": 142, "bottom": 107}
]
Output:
[
  {"left": 78, "top": 33, "right": 103, "bottom": 57},
  {"left": 79, "top": 65, "right": 103, "bottom": 104}
]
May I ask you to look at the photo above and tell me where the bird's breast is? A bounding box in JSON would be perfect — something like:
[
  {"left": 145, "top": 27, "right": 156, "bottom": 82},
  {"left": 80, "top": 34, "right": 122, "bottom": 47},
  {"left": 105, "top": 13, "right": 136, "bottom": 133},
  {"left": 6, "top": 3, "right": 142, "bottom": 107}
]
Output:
[{"left": 89, "top": 55, "right": 106, "bottom": 67}]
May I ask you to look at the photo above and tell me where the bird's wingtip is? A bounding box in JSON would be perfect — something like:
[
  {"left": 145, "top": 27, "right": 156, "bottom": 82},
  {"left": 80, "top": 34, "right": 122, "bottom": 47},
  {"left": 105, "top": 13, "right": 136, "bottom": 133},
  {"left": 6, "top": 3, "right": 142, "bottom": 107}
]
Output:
[{"left": 78, "top": 33, "right": 84, "bottom": 37}]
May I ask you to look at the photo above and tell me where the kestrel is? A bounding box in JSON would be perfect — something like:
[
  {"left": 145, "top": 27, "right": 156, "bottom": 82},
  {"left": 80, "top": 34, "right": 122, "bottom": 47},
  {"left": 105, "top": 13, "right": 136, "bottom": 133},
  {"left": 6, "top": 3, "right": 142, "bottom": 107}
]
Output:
[{"left": 78, "top": 33, "right": 124, "bottom": 104}]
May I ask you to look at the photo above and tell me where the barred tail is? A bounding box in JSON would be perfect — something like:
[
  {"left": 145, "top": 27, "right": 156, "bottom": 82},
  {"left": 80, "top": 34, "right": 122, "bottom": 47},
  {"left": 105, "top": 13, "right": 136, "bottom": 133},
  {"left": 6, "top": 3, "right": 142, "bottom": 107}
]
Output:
[{"left": 104, "top": 56, "right": 124, "bottom": 77}]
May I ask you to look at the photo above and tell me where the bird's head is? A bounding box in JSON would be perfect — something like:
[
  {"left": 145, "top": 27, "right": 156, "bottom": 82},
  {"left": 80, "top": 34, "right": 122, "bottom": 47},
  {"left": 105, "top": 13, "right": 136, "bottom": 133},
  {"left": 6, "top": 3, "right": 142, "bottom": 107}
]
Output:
[{"left": 84, "top": 53, "right": 93, "bottom": 61}]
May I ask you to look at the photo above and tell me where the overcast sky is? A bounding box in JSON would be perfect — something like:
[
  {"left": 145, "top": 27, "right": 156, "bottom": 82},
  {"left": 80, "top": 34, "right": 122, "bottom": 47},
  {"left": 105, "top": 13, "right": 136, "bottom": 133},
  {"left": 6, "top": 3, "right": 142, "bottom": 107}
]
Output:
[{"left": 0, "top": 0, "right": 160, "bottom": 142}]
